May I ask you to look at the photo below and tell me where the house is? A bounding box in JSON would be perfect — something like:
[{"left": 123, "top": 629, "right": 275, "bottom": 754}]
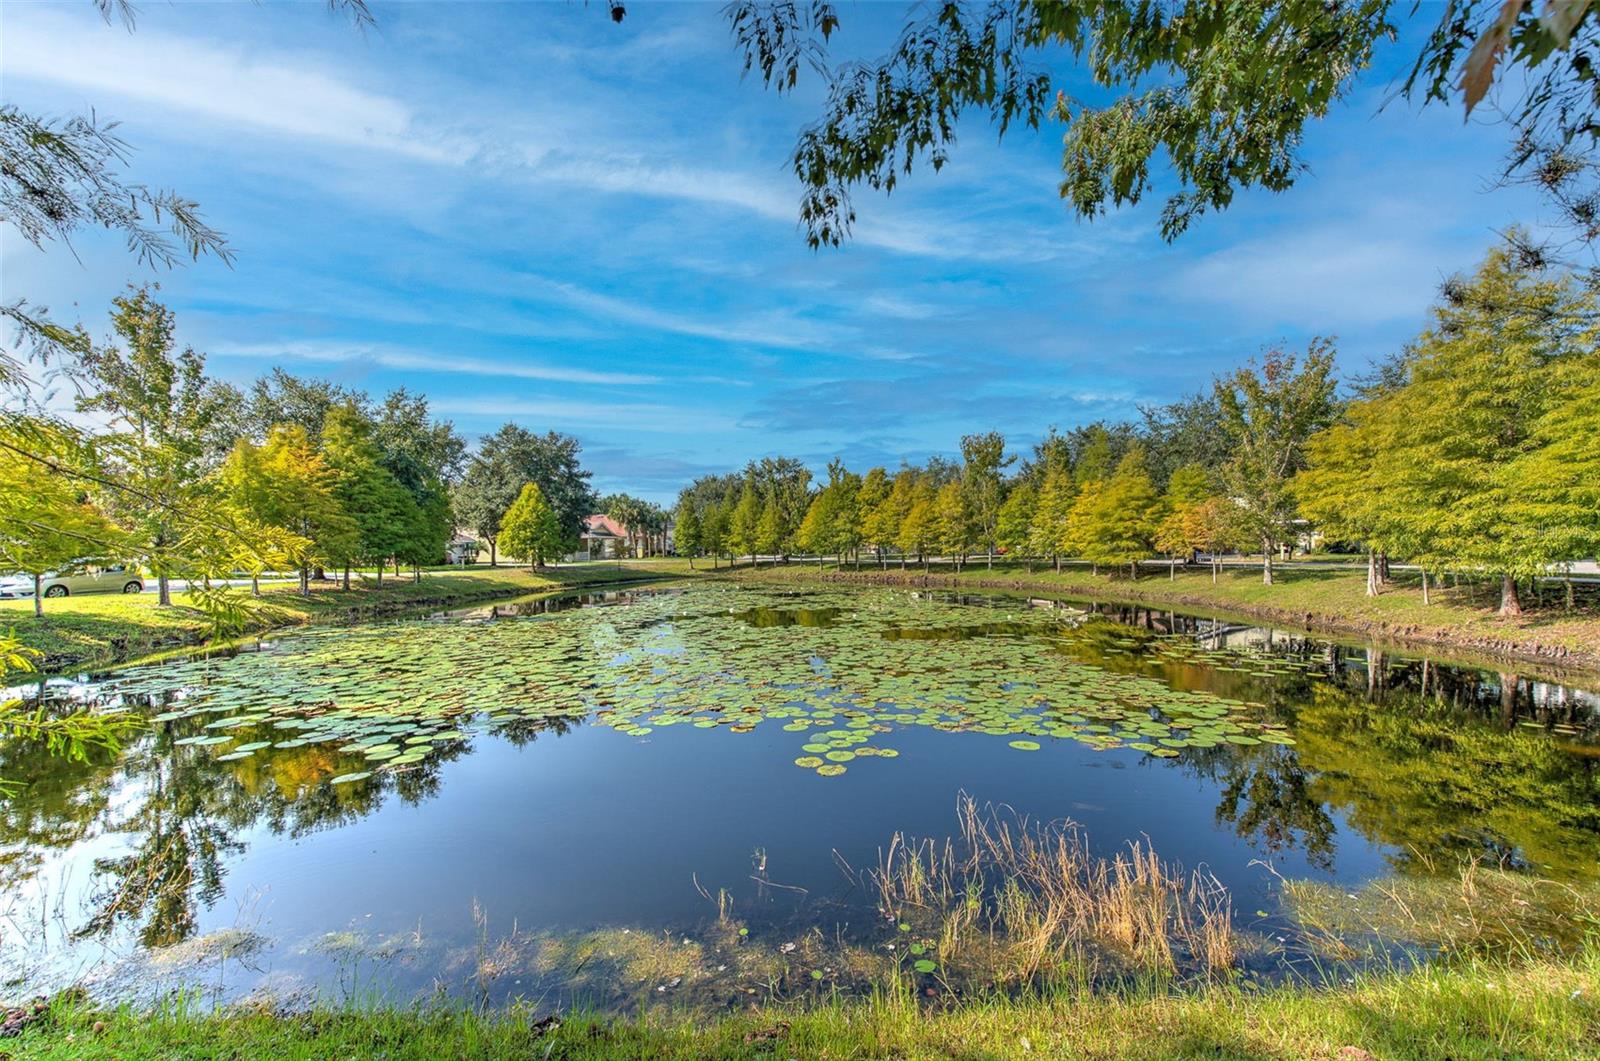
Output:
[
  {"left": 444, "top": 534, "right": 482, "bottom": 565},
  {"left": 575, "top": 514, "right": 628, "bottom": 560}
]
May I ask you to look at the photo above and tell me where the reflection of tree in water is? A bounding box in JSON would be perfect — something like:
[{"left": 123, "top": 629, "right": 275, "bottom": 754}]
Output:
[
  {"left": 1210, "top": 746, "right": 1337, "bottom": 870},
  {"left": 5, "top": 713, "right": 575, "bottom": 949}
]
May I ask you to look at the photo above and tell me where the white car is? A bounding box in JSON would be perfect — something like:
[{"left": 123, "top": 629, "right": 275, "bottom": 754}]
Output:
[{"left": 0, "top": 564, "right": 145, "bottom": 599}]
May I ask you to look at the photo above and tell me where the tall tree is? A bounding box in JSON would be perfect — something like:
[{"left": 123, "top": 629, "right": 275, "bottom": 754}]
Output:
[
  {"left": 1030, "top": 465, "right": 1075, "bottom": 572},
  {"left": 0, "top": 430, "right": 123, "bottom": 616},
  {"left": 1080, "top": 447, "right": 1161, "bottom": 577},
  {"left": 320, "top": 404, "right": 409, "bottom": 587},
  {"left": 995, "top": 481, "right": 1037, "bottom": 571},
  {"left": 498, "top": 483, "right": 563, "bottom": 569},
  {"left": 1214, "top": 342, "right": 1339, "bottom": 584},
  {"left": 673, "top": 498, "right": 703, "bottom": 569},
  {"left": 959, "top": 431, "right": 1012, "bottom": 569},
  {"left": 73, "top": 287, "right": 241, "bottom": 606}
]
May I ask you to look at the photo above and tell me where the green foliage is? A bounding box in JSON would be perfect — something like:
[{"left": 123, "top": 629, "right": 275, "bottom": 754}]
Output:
[
  {"left": 673, "top": 498, "right": 703, "bottom": 563},
  {"left": 797, "top": 459, "right": 862, "bottom": 559},
  {"left": 995, "top": 480, "right": 1036, "bottom": 560},
  {"left": 731, "top": 1, "right": 1600, "bottom": 256},
  {"left": 72, "top": 286, "right": 247, "bottom": 604},
  {"left": 1215, "top": 342, "right": 1339, "bottom": 582},
  {"left": 321, "top": 405, "right": 411, "bottom": 574},
  {"left": 498, "top": 483, "right": 563, "bottom": 568},
  {"left": 1077, "top": 447, "right": 1160, "bottom": 573},
  {"left": 1300, "top": 238, "right": 1600, "bottom": 609}
]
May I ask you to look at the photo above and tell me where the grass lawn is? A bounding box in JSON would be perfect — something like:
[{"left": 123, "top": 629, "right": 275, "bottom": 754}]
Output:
[
  {"left": 661, "top": 557, "right": 1600, "bottom": 675},
  {"left": 8, "top": 948, "right": 1598, "bottom": 1059},
  {"left": 2, "top": 562, "right": 680, "bottom": 674}
]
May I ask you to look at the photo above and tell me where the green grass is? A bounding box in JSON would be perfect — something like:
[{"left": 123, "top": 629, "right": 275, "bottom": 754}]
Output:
[
  {"left": 2, "top": 562, "right": 679, "bottom": 673},
  {"left": 711, "top": 558, "right": 1600, "bottom": 676},
  {"left": 8, "top": 948, "right": 1598, "bottom": 1058}
]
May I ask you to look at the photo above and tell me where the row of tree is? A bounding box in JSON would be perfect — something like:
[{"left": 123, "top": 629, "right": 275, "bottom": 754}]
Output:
[
  {"left": 2, "top": 287, "right": 606, "bottom": 610},
  {"left": 673, "top": 239, "right": 1600, "bottom": 615}
]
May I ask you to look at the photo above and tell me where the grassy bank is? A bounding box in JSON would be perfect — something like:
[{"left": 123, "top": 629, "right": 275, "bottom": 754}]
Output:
[
  {"left": 690, "top": 558, "right": 1600, "bottom": 676},
  {"left": 2, "top": 563, "right": 675, "bottom": 674},
  {"left": 8, "top": 948, "right": 1598, "bottom": 1059}
]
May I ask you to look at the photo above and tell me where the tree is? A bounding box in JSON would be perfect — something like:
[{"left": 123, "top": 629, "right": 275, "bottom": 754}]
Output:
[
  {"left": 729, "top": 479, "right": 762, "bottom": 567},
  {"left": 474, "top": 426, "right": 594, "bottom": 555},
  {"left": 673, "top": 498, "right": 703, "bottom": 568},
  {"left": 729, "top": 1, "right": 1600, "bottom": 258},
  {"left": 1080, "top": 447, "right": 1160, "bottom": 577},
  {"left": 1298, "top": 398, "right": 1409, "bottom": 597},
  {"left": 1214, "top": 343, "right": 1339, "bottom": 585},
  {"left": 867, "top": 467, "right": 916, "bottom": 568},
  {"left": 755, "top": 497, "right": 784, "bottom": 560},
  {"left": 995, "top": 481, "right": 1037, "bottom": 571},
  {"left": 220, "top": 425, "right": 349, "bottom": 596},
  {"left": 1358, "top": 240, "right": 1600, "bottom": 614},
  {"left": 1031, "top": 465, "right": 1075, "bottom": 571},
  {"left": 933, "top": 480, "right": 976, "bottom": 571},
  {"left": 959, "top": 432, "right": 1012, "bottom": 568},
  {"left": 854, "top": 467, "right": 889, "bottom": 567},
  {"left": 73, "top": 287, "right": 242, "bottom": 606},
  {"left": 0, "top": 431, "right": 123, "bottom": 617},
  {"left": 1153, "top": 463, "right": 1213, "bottom": 580},
  {"left": 897, "top": 483, "right": 936, "bottom": 572},
  {"left": 1063, "top": 479, "right": 1106, "bottom": 573},
  {"left": 320, "top": 404, "right": 409, "bottom": 587},
  {"left": 498, "top": 483, "right": 562, "bottom": 569}
]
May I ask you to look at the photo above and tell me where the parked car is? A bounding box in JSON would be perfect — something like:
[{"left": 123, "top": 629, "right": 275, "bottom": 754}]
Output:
[{"left": 0, "top": 564, "right": 145, "bottom": 599}]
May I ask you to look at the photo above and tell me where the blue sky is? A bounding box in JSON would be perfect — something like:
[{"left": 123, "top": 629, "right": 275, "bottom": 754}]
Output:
[{"left": 1, "top": 2, "right": 1549, "bottom": 502}]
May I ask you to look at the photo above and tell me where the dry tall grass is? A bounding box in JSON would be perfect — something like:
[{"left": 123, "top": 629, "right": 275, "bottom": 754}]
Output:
[{"left": 871, "top": 795, "right": 1236, "bottom": 988}]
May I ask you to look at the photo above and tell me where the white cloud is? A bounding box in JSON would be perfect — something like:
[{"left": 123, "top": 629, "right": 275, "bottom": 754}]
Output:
[
  {"left": 2, "top": 10, "right": 462, "bottom": 163},
  {"left": 209, "top": 340, "right": 659, "bottom": 386},
  {"left": 431, "top": 397, "right": 736, "bottom": 434}
]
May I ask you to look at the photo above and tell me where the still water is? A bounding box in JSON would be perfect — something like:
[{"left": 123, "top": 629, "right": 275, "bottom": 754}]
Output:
[{"left": 3, "top": 583, "right": 1596, "bottom": 1010}]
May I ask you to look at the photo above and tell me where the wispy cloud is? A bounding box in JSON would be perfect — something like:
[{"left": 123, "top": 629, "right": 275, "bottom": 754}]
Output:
[
  {"left": 210, "top": 340, "right": 658, "bottom": 386},
  {"left": 431, "top": 397, "right": 738, "bottom": 434},
  {"left": 3, "top": 10, "right": 461, "bottom": 163}
]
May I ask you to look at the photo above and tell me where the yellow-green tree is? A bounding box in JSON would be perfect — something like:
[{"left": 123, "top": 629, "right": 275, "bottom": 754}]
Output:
[
  {"left": 1030, "top": 465, "right": 1075, "bottom": 571},
  {"left": 0, "top": 427, "right": 124, "bottom": 617},
  {"left": 995, "top": 481, "right": 1037, "bottom": 570},
  {"left": 1153, "top": 462, "right": 1212, "bottom": 580},
  {"left": 1080, "top": 447, "right": 1161, "bottom": 577},
  {"left": 498, "top": 483, "right": 562, "bottom": 569}
]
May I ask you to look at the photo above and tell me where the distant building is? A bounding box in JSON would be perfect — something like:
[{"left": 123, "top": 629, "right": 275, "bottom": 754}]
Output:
[
  {"left": 444, "top": 534, "right": 482, "bottom": 565},
  {"left": 576, "top": 514, "right": 628, "bottom": 560}
]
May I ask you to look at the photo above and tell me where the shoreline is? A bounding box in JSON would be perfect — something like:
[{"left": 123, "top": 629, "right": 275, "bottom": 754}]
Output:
[
  {"left": 713, "top": 563, "right": 1600, "bottom": 683},
  {"left": 12, "top": 566, "right": 681, "bottom": 676}
]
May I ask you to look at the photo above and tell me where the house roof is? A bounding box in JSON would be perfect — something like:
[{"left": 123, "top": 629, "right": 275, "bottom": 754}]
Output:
[{"left": 581, "top": 513, "right": 627, "bottom": 539}]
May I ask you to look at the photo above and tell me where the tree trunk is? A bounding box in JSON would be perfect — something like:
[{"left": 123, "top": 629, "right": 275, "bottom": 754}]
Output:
[
  {"left": 986, "top": 547, "right": 993, "bottom": 570},
  {"left": 1365, "top": 550, "right": 1378, "bottom": 597},
  {"left": 413, "top": 564, "right": 421, "bottom": 584},
  {"left": 1421, "top": 568, "right": 1430, "bottom": 606},
  {"left": 251, "top": 574, "right": 260, "bottom": 598},
  {"left": 1169, "top": 557, "right": 1176, "bottom": 581},
  {"left": 299, "top": 566, "right": 309, "bottom": 597},
  {"left": 33, "top": 574, "right": 42, "bottom": 617},
  {"left": 1566, "top": 575, "right": 1574, "bottom": 612},
  {"left": 343, "top": 565, "right": 351, "bottom": 591},
  {"left": 376, "top": 564, "right": 383, "bottom": 587},
  {"left": 1261, "top": 543, "right": 1274, "bottom": 586},
  {"left": 1211, "top": 558, "right": 1219, "bottom": 584},
  {"left": 158, "top": 574, "right": 171, "bottom": 607},
  {"left": 1378, "top": 551, "right": 1391, "bottom": 584},
  {"left": 489, "top": 540, "right": 497, "bottom": 567},
  {"left": 1498, "top": 573, "right": 1522, "bottom": 617},
  {"left": 1054, "top": 555, "right": 1061, "bottom": 573}
]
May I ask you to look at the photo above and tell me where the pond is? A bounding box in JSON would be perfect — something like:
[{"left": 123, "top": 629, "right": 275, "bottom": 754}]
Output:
[{"left": 3, "top": 582, "right": 1598, "bottom": 1012}]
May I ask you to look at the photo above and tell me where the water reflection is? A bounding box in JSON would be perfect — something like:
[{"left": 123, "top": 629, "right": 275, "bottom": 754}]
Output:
[{"left": 2, "top": 585, "right": 1597, "bottom": 1002}]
